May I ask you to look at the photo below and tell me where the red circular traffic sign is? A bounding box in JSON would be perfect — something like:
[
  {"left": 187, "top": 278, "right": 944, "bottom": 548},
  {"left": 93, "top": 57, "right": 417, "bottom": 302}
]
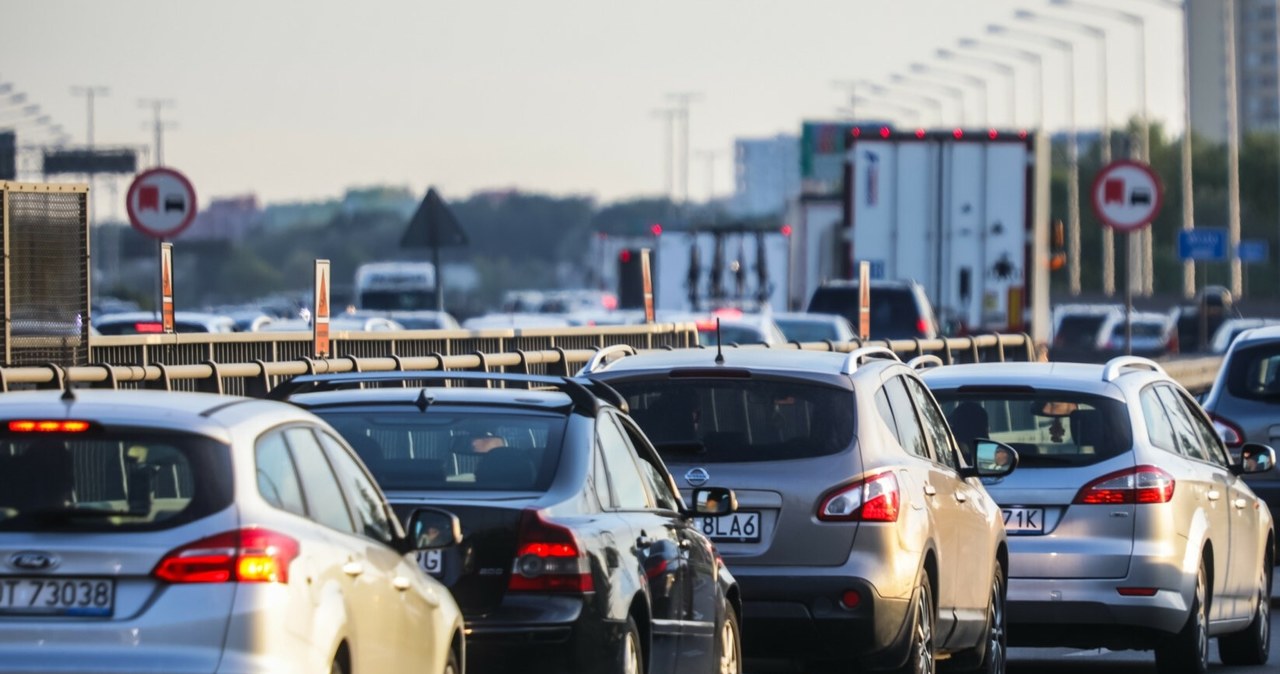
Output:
[
  {"left": 1090, "top": 160, "right": 1162, "bottom": 232},
  {"left": 125, "top": 167, "right": 198, "bottom": 240}
]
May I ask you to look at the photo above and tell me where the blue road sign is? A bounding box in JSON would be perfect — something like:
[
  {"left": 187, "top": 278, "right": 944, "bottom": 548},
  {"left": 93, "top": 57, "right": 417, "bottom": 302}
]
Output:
[
  {"left": 1238, "top": 239, "right": 1269, "bottom": 264},
  {"left": 1178, "top": 229, "right": 1228, "bottom": 262}
]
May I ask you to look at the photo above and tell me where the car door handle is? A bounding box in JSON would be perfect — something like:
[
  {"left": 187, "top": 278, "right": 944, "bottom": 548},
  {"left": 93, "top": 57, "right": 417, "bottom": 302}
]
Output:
[
  {"left": 953, "top": 491, "right": 967, "bottom": 503},
  {"left": 1233, "top": 498, "right": 1249, "bottom": 510},
  {"left": 392, "top": 576, "right": 412, "bottom": 592},
  {"left": 342, "top": 561, "right": 364, "bottom": 577},
  {"left": 923, "top": 484, "right": 937, "bottom": 497},
  {"left": 1206, "top": 490, "right": 1221, "bottom": 502}
]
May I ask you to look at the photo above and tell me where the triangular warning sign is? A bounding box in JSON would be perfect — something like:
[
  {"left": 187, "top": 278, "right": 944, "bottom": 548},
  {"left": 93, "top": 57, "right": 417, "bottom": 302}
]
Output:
[
  {"left": 318, "top": 275, "right": 329, "bottom": 318},
  {"left": 162, "top": 262, "right": 172, "bottom": 297},
  {"left": 401, "top": 187, "right": 469, "bottom": 248}
]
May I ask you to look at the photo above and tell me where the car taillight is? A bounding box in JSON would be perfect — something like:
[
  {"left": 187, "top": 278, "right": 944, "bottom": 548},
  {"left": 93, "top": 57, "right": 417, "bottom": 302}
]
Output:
[
  {"left": 1073, "top": 466, "right": 1174, "bottom": 505},
  {"left": 153, "top": 528, "right": 300, "bottom": 584},
  {"left": 818, "top": 471, "right": 900, "bottom": 522},
  {"left": 916, "top": 318, "right": 929, "bottom": 336},
  {"left": 508, "top": 509, "right": 594, "bottom": 593},
  {"left": 1210, "top": 414, "right": 1244, "bottom": 448},
  {"left": 8, "top": 420, "right": 91, "bottom": 433},
  {"left": 1166, "top": 331, "right": 1179, "bottom": 355}
]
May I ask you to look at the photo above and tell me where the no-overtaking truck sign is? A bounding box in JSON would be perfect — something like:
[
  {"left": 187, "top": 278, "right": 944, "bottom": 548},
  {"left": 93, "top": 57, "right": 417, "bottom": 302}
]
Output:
[
  {"left": 1090, "top": 160, "right": 1162, "bottom": 233},
  {"left": 126, "top": 167, "right": 197, "bottom": 240}
]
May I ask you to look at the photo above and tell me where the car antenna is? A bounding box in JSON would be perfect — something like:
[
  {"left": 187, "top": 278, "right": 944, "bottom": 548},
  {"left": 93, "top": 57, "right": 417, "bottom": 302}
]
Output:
[
  {"left": 714, "top": 318, "right": 725, "bottom": 365},
  {"left": 415, "top": 388, "right": 433, "bottom": 413}
]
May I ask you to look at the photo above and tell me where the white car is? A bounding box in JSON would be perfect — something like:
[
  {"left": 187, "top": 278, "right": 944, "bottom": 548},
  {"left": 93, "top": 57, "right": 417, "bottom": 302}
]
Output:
[{"left": 0, "top": 389, "right": 464, "bottom": 674}]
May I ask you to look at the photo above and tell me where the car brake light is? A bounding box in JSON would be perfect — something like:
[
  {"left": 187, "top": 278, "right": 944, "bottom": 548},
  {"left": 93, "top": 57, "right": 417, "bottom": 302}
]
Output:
[
  {"left": 818, "top": 471, "right": 900, "bottom": 522},
  {"left": 508, "top": 509, "right": 594, "bottom": 593},
  {"left": 153, "top": 528, "right": 300, "bottom": 584},
  {"left": 916, "top": 318, "right": 929, "bottom": 336},
  {"left": 134, "top": 322, "right": 164, "bottom": 334},
  {"left": 1073, "top": 466, "right": 1174, "bottom": 505},
  {"left": 8, "top": 420, "right": 90, "bottom": 433},
  {"left": 1210, "top": 414, "right": 1244, "bottom": 448}
]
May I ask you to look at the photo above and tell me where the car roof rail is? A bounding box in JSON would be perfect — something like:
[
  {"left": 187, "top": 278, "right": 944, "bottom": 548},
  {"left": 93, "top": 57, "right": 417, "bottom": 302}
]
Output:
[
  {"left": 906, "top": 354, "right": 944, "bottom": 372},
  {"left": 575, "top": 344, "right": 638, "bottom": 376},
  {"left": 267, "top": 370, "right": 612, "bottom": 415},
  {"left": 841, "top": 346, "right": 902, "bottom": 375},
  {"left": 1100, "top": 356, "right": 1166, "bottom": 383}
]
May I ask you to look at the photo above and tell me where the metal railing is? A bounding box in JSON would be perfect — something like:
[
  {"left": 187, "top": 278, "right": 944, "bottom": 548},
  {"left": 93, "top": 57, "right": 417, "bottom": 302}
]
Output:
[{"left": 0, "top": 328, "right": 1040, "bottom": 397}]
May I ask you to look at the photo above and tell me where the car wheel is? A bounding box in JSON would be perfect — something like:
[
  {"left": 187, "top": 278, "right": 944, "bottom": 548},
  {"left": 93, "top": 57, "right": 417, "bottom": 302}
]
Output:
[
  {"left": 330, "top": 657, "right": 346, "bottom": 674},
  {"left": 896, "top": 574, "right": 936, "bottom": 674},
  {"left": 716, "top": 601, "right": 742, "bottom": 674},
  {"left": 1155, "top": 562, "right": 1208, "bottom": 674},
  {"left": 617, "top": 615, "right": 644, "bottom": 674},
  {"left": 1218, "top": 560, "right": 1271, "bottom": 666}
]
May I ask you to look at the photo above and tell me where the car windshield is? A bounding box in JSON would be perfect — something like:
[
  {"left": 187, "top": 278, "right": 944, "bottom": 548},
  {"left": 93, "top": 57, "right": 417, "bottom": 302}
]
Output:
[
  {"left": 608, "top": 379, "right": 854, "bottom": 463},
  {"left": 1224, "top": 342, "right": 1280, "bottom": 402},
  {"left": 316, "top": 410, "right": 567, "bottom": 491},
  {"left": 930, "top": 391, "right": 1132, "bottom": 468},
  {"left": 776, "top": 319, "right": 844, "bottom": 343},
  {"left": 0, "top": 430, "right": 232, "bottom": 532}
]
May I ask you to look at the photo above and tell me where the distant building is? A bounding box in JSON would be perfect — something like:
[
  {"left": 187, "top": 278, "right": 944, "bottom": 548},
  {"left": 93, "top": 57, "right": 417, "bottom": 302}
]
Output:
[
  {"left": 1189, "top": 0, "right": 1279, "bottom": 142},
  {"left": 731, "top": 134, "right": 800, "bottom": 217},
  {"left": 180, "top": 194, "right": 260, "bottom": 243}
]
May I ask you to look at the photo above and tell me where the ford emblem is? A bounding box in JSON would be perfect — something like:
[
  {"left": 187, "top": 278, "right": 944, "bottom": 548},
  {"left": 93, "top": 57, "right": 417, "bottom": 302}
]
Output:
[
  {"left": 685, "top": 467, "right": 710, "bottom": 487},
  {"left": 8, "top": 551, "right": 60, "bottom": 571}
]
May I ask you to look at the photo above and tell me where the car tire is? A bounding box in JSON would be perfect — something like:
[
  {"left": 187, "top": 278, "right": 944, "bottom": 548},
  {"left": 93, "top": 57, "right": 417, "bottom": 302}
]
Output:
[
  {"left": 1218, "top": 560, "right": 1271, "bottom": 666},
  {"left": 945, "top": 562, "right": 1006, "bottom": 674},
  {"left": 1155, "top": 562, "right": 1208, "bottom": 674},
  {"left": 716, "top": 601, "right": 742, "bottom": 674},
  {"left": 330, "top": 657, "right": 346, "bottom": 674},
  {"left": 896, "top": 573, "right": 936, "bottom": 674},
  {"left": 617, "top": 615, "right": 645, "bottom": 674}
]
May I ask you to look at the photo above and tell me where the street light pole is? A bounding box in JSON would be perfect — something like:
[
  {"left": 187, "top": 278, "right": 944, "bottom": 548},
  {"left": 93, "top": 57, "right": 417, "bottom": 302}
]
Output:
[
  {"left": 910, "top": 63, "right": 989, "bottom": 127},
  {"left": 989, "top": 25, "right": 1081, "bottom": 296},
  {"left": 651, "top": 107, "right": 677, "bottom": 200},
  {"left": 1224, "top": 0, "right": 1243, "bottom": 296},
  {"left": 935, "top": 50, "right": 1017, "bottom": 127},
  {"left": 668, "top": 92, "right": 702, "bottom": 209},
  {"left": 138, "top": 98, "right": 174, "bottom": 167},
  {"left": 843, "top": 98, "right": 923, "bottom": 126},
  {"left": 957, "top": 39, "right": 1045, "bottom": 131},
  {"left": 889, "top": 74, "right": 969, "bottom": 126}
]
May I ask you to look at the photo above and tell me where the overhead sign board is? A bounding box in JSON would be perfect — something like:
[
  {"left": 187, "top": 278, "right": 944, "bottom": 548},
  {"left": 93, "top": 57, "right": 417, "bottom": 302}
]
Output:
[
  {"left": 1178, "top": 228, "right": 1228, "bottom": 262},
  {"left": 44, "top": 148, "right": 138, "bottom": 176},
  {"left": 1090, "top": 160, "right": 1163, "bottom": 232},
  {"left": 126, "top": 167, "right": 197, "bottom": 240}
]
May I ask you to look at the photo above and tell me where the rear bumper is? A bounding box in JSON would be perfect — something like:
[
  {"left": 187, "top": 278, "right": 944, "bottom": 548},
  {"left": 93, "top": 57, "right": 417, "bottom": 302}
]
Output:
[
  {"left": 1006, "top": 576, "right": 1191, "bottom": 649},
  {"left": 731, "top": 570, "right": 913, "bottom": 668},
  {"left": 463, "top": 595, "right": 625, "bottom": 674}
]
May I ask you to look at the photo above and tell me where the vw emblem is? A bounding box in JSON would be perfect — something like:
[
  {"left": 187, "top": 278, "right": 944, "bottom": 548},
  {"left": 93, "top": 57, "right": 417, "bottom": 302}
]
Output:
[
  {"left": 685, "top": 467, "right": 710, "bottom": 487},
  {"left": 8, "top": 551, "right": 60, "bottom": 571}
]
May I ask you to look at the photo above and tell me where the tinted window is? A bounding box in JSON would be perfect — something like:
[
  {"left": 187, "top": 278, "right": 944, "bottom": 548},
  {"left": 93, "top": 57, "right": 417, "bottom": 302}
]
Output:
[
  {"left": 775, "top": 318, "right": 852, "bottom": 343},
  {"left": 884, "top": 377, "right": 930, "bottom": 460},
  {"left": 1224, "top": 342, "right": 1280, "bottom": 402},
  {"left": 904, "top": 376, "right": 959, "bottom": 469},
  {"left": 256, "top": 432, "right": 307, "bottom": 517},
  {"left": 286, "top": 428, "right": 356, "bottom": 534},
  {"left": 1180, "top": 393, "right": 1230, "bottom": 466},
  {"left": 1111, "top": 322, "right": 1166, "bottom": 339},
  {"left": 319, "top": 432, "right": 396, "bottom": 545},
  {"left": 610, "top": 378, "right": 854, "bottom": 463},
  {"left": 0, "top": 430, "right": 232, "bottom": 532},
  {"left": 807, "top": 285, "right": 927, "bottom": 339},
  {"left": 931, "top": 392, "right": 1133, "bottom": 467},
  {"left": 597, "top": 415, "right": 653, "bottom": 509},
  {"left": 314, "top": 410, "right": 566, "bottom": 492},
  {"left": 1054, "top": 315, "right": 1108, "bottom": 348},
  {"left": 1140, "top": 387, "right": 1177, "bottom": 453},
  {"left": 1155, "top": 387, "right": 1210, "bottom": 463}
]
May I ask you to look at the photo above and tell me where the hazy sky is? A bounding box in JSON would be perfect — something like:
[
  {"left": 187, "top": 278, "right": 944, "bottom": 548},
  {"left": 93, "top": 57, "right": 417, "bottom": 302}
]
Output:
[{"left": 4, "top": 0, "right": 1185, "bottom": 212}]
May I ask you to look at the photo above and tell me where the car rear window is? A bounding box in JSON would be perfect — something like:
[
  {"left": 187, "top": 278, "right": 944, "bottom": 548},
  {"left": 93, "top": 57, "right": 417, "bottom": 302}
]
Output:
[
  {"left": 931, "top": 391, "right": 1132, "bottom": 467},
  {"left": 776, "top": 319, "right": 842, "bottom": 343},
  {"left": 1111, "top": 322, "right": 1165, "bottom": 339},
  {"left": 315, "top": 410, "right": 566, "bottom": 491},
  {"left": 807, "top": 286, "right": 923, "bottom": 339},
  {"left": 1054, "top": 315, "right": 1108, "bottom": 347},
  {"left": 1224, "top": 342, "right": 1280, "bottom": 402},
  {"left": 608, "top": 379, "right": 855, "bottom": 463},
  {"left": 0, "top": 430, "right": 233, "bottom": 532}
]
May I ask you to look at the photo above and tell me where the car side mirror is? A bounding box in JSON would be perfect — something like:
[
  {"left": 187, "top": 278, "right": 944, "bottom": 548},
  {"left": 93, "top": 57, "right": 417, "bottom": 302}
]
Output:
[
  {"left": 968, "top": 439, "right": 1018, "bottom": 478},
  {"left": 1237, "top": 443, "right": 1276, "bottom": 475},
  {"left": 690, "top": 487, "right": 737, "bottom": 516},
  {"left": 406, "top": 507, "right": 462, "bottom": 550}
]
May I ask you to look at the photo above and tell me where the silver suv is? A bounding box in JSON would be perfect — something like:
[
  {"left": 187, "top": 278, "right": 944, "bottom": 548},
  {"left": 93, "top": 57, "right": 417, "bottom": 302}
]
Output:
[
  {"left": 588, "top": 347, "right": 1015, "bottom": 673},
  {"left": 924, "top": 356, "right": 1276, "bottom": 674}
]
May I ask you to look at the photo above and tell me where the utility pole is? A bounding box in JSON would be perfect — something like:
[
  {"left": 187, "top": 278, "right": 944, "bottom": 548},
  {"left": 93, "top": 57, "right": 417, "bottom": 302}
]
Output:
[
  {"left": 651, "top": 107, "right": 677, "bottom": 200},
  {"left": 667, "top": 92, "right": 702, "bottom": 207},
  {"left": 71, "top": 85, "right": 109, "bottom": 226},
  {"left": 696, "top": 149, "right": 728, "bottom": 202},
  {"left": 138, "top": 98, "right": 175, "bottom": 167}
]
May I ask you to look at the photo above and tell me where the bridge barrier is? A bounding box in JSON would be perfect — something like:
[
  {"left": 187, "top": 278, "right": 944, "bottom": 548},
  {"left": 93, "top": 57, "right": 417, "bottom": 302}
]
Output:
[{"left": 0, "top": 328, "right": 1038, "bottom": 396}]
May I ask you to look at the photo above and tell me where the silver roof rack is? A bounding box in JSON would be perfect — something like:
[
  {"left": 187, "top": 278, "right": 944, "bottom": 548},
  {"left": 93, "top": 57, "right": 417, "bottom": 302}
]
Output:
[
  {"left": 1100, "top": 356, "right": 1166, "bottom": 383},
  {"left": 841, "top": 346, "right": 901, "bottom": 375},
  {"left": 575, "top": 344, "right": 637, "bottom": 376},
  {"left": 906, "top": 354, "right": 944, "bottom": 372}
]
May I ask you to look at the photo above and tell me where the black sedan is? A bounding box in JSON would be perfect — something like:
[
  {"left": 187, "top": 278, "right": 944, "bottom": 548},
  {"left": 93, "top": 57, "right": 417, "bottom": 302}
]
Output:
[{"left": 272, "top": 371, "right": 742, "bottom": 674}]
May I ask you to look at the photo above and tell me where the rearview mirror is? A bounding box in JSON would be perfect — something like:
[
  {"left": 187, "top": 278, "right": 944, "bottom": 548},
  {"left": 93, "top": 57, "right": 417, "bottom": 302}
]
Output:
[
  {"left": 972, "top": 439, "right": 1018, "bottom": 477},
  {"left": 1238, "top": 443, "right": 1275, "bottom": 475}
]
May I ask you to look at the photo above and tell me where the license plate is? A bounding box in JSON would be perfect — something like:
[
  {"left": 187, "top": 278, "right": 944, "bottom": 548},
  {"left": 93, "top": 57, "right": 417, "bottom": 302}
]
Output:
[
  {"left": 1002, "top": 507, "right": 1044, "bottom": 533},
  {"left": 700, "top": 512, "right": 760, "bottom": 542},
  {"left": 0, "top": 577, "right": 115, "bottom": 617},
  {"left": 417, "top": 550, "right": 443, "bottom": 576}
]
